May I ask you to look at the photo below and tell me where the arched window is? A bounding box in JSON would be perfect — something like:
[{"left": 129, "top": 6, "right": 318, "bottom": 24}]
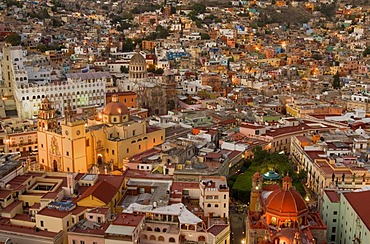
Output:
[
  {"left": 158, "top": 236, "right": 165, "bottom": 242},
  {"left": 154, "top": 227, "right": 160, "bottom": 232},
  {"left": 207, "top": 203, "right": 211, "bottom": 208},
  {"left": 198, "top": 236, "right": 206, "bottom": 242},
  {"left": 189, "top": 225, "right": 195, "bottom": 230},
  {"left": 169, "top": 237, "right": 176, "bottom": 242},
  {"left": 162, "top": 228, "right": 167, "bottom": 233},
  {"left": 150, "top": 235, "right": 156, "bottom": 241},
  {"left": 141, "top": 234, "right": 148, "bottom": 240},
  {"left": 147, "top": 227, "right": 152, "bottom": 231}
]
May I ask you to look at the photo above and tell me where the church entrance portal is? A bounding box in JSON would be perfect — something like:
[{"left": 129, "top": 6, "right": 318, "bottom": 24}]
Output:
[
  {"left": 53, "top": 160, "right": 58, "bottom": 172},
  {"left": 97, "top": 154, "right": 103, "bottom": 165}
]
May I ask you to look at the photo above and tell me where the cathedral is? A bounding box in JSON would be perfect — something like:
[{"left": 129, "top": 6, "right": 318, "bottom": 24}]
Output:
[
  {"left": 37, "top": 95, "right": 165, "bottom": 173},
  {"left": 127, "top": 45, "right": 178, "bottom": 116},
  {"left": 246, "top": 173, "right": 327, "bottom": 244}
]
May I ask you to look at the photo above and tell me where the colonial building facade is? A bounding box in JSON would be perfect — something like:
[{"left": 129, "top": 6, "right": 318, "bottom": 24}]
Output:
[{"left": 37, "top": 95, "right": 165, "bottom": 173}]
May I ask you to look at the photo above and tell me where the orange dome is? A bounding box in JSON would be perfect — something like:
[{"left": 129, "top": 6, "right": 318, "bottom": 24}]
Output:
[
  {"left": 265, "top": 187, "right": 307, "bottom": 217},
  {"left": 102, "top": 95, "right": 129, "bottom": 116}
]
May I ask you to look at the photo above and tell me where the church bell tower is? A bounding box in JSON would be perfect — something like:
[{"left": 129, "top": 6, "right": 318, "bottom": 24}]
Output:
[
  {"left": 250, "top": 172, "right": 263, "bottom": 212},
  {"left": 38, "top": 97, "right": 57, "bottom": 132}
]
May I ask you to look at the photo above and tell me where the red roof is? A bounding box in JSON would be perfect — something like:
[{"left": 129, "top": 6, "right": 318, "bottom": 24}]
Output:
[
  {"left": 38, "top": 207, "right": 71, "bottom": 218},
  {"left": 0, "top": 222, "right": 62, "bottom": 238},
  {"left": 79, "top": 180, "right": 118, "bottom": 205},
  {"left": 325, "top": 190, "right": 340, "bottom": 203},
  {"left": 343, "top": 190, "right": 370, "bottom": 230},
  {"left": 207, "top": 224, "right": 228, "bottom": 236},
  {"left": 0, "top": 189, "right": 12, "bottom": 199},
  {"left": 112, "top": 213, "right": 144, "bottom": 227},
  {"left": 2, "top": 201, "right": 22, "bottom": 213},
  {"left": 240, "top": 123, "right": 265, "bottom": 129},
  {"left": 171, "top": 182, "right": 199, "bottom": 192}
]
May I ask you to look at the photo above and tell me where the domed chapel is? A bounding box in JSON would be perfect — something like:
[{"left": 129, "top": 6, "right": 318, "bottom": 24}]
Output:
[{"left": 246, "top": 172, "right": 327, "bottom": 244}]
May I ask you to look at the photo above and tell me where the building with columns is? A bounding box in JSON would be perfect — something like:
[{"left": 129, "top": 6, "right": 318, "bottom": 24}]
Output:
[{"left": 37, "top": 95, "right": 165, "bottom": 173}]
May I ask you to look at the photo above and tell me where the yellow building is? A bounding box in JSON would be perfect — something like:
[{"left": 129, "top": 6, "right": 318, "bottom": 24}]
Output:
[{"left": 37, "top": 95, "right": 165, "bottom": 173}]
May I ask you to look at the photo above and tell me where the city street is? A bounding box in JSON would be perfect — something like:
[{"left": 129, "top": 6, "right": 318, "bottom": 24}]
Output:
[{"left": 230, "top": 204, "right": 246, "bottom": 244}]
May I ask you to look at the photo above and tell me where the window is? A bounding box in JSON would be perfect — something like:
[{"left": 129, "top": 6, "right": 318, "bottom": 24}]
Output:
[
  {"left": 332, "top": 227, "right": 336, "bottom": 233},
  {"left": 112, "top": 150, "right": 115, "bottom": 155},
  {"left": 207, "top": 203, "right": 211, "bottom": 207},
  {"left": 333, "top": 211, "right": 338, "bottom": 215},
  {"left": 86, "top": 139, "right": 90, "bottom": 147},
  {"left": 66, "top": 151, "right": 69, "bottom": 156},
  {"left": 333, "top": 219, "right": 337, "bottom": 222},
  {"left": 133, "top": 130, "right": 136, "bottom": 136},
  {"left": 72, "top": 241, "right": 77, "bottom": 244},
  {"left": 206, "top": 196, "right": 213, "bottom": 199},
  {"left": 40, "top": 220, "right": 44, "bottom": 227},
  {"left": 215, "top": 204, "right": 219, "bottom": 208},
  {"left": 224, "top": 194, "right": 227, "bottom": 199},
  {"left": 80, "top": 241, "right": 85, "bottom": 244}
]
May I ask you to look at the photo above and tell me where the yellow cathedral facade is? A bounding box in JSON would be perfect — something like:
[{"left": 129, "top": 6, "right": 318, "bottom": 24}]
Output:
[{"left": 37, "top": 95, "right": 165, "bottom": 173}]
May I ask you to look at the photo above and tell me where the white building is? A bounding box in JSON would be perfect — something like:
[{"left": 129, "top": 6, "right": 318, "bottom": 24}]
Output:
[
  {"left": 14, "top": 72, "right": 108, "bottom": 119},
  {"left": 321, "top": 190, "right": 341, "bottom": 244},
  {"left": 321, "top": 189, "right": 370, "bottom": 244},
  {"left": 1, "top": 46, "right": 109, "bottom": 119}
]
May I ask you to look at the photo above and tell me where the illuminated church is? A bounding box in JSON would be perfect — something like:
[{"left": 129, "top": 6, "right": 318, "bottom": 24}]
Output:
[
  {"left": 37, "top": 95, "right": 165, "bottom": 173},
  {"left": 246, "top": 173, "right": 327, "bottom": 244}
]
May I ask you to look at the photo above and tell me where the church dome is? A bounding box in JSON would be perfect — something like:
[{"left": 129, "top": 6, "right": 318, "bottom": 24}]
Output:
[
  {"left": 102, "top": 95, "right": 129, "bottom": 116},
  {"left": 129, "top": 45, "right": 147, "bottom": 82},
  {"left": 265, "top": 175, "right": 308, "bottom": 217},
  {"left": 129, "top": 45, "right": 146, "bottom": 66}
]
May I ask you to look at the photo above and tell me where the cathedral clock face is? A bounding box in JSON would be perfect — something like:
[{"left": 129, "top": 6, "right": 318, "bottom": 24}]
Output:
[{"left": 76, "top": 130, "right": 81, "bottom": 135}]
